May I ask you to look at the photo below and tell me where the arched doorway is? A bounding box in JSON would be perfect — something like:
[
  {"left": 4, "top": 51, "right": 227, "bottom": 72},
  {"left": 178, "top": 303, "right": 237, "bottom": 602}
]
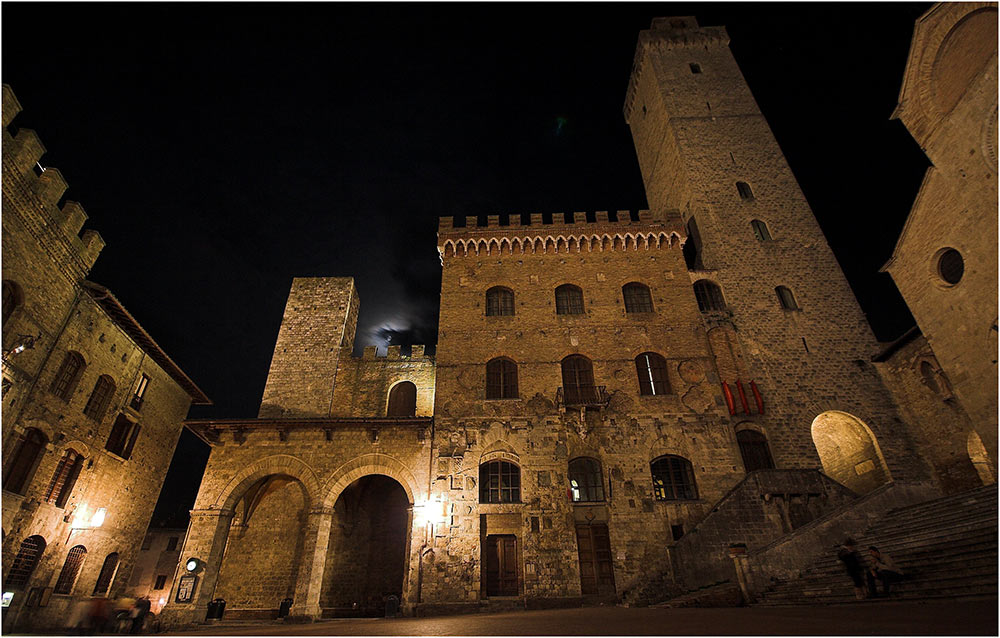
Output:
[
  {"left": 811, "top": 411, "right": 891, "bottom": 494},
  {"left": 214, "top": 474, "right": 310, "bottom": 614},
  {"left": 321, "top": 475, "right": 409, "bottom": 616},
  {"left": 968, "top": 431, "right": 995, "bottom": 486}
]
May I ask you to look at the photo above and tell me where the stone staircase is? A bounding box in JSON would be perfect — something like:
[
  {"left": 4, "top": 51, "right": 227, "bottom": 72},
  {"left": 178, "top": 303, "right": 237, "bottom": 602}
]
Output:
[{"left": 755, "top": 484, "right": 997, "bottom": 606}]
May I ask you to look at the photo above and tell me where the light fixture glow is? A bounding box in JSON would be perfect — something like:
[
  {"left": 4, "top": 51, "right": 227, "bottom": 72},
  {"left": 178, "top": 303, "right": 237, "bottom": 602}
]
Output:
[{"left": 90, "top": 508, "right": 106, "bottom": 528}]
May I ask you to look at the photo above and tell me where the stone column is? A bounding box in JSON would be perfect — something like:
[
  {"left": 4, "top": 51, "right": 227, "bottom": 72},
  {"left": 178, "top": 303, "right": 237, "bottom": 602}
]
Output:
[
  {"left": 290, "top": 507, "right": 334, "bottom": 620},
  {"left": 159, "top": 508, "right": 234, "bottom": 628}
]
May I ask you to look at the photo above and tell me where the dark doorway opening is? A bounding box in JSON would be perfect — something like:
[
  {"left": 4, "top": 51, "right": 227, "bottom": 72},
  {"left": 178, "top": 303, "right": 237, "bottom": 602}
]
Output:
[
  {"left": 575, "top": 523, "right": 615, "bottom": 596},
  {"left": 737, "top": 429, "right": 775, "bottom": 472},
  {"left": 322, "top": 475, "right": 409, "bottom": 616},
  {"left": 484, "top": 534, "right": 519, "bottom": 597}
]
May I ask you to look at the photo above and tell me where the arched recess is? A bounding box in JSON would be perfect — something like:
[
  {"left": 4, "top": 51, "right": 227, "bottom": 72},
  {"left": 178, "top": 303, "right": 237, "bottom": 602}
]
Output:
[
  {"left": 968, "top": 431, "right": 996, "bottom": 486},
  {"left": 216, "top": 454, "right": 322, "bottom": 512},
  {"left": 811, "top": 411, "right": 891, "bottom": 494},
  {"left": 322, "top": 453, "right": 419, "bottom": 510}
]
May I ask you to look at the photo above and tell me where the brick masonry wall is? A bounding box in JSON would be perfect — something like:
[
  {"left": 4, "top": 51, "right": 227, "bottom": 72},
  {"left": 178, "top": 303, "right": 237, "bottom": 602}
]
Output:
[
  {"left": 624, "top": 19, "right": 931, "bottom": 487},
  {"left": 1, "top": 87, "right": 197, "bottom": 632},
  {"left": 887, "top": 3, "right": 998, "bottom": 472}
]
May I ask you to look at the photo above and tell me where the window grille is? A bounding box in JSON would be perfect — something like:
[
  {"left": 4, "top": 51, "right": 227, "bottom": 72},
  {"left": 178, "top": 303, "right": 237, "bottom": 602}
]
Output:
[
  {"left": 555, "top": 284, "right": 585, "bottom": 315},
  {"left": 650, "top": 455, "right": 698, "bottom": 500},
  {"left": 4, "top": 428, "right": 47, "bottom": 494},
  {"left": 54, "top": 545, "right": 88, "bottom": 594},
  {"left": 622, "top": 283, "right": 654, "bottom": 313},
  {"left": 386, "top": 381, "right": 417, "bottom": 416},
  {"left": 486, "top": 287, "right": 515, "bottom": 316},
  {"left": 44, "top": 449, "right": 84, "bottom": 507},
  {"left": 635, "top": 352, "right": 670, "bottom": 395},
  {"left": 692, "top": 280, "right": 726, "bottom": 312},
  {"left": 479, "top": 460, "right": 521, "bottom": 503},
  {"left": 775, "top": 286, "right": 799, "bottom": 310},
  {"left": 736, "top": 181, "right": 754, "bottom": 200},
  {"left": 750, "top": 219, "right": 772, "bottom": 242},
  {"left": 93, "top": 552, "right": 120, "bottom": 596},
  {"left": 83, "top": 376, "right": 116, "bottom": 421},
  {"left": 486, "top": 358, "right": 518, "bottom": 399},
  {"left": 50, "top": 351, "right": 85, "bottom": 400},
  {"left": 6, "top": 535, "right": 46, "bottom": 590},
  {"left": 568, "top": 457, "right": 604, "bottom": 502}
]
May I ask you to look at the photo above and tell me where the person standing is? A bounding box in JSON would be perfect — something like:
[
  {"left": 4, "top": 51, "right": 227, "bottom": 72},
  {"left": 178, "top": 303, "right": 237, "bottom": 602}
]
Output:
[
  {"left": 837, "top": 537, "right": 869, "bottom": 600},
  {"left": 868, "top": 546, "right": 904, "bottom": 597},
  {"left": 130, "top": 596, "right": 151, "bottom": 634}
]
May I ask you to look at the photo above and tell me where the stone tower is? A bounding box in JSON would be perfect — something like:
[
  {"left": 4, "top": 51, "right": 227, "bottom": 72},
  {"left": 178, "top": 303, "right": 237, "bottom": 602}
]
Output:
[
  {"left": 624, "top": 17, "right": 929, "bottom": 489},
  {"left": 258, "top": 277, "right": 360, "bottom": 418}
]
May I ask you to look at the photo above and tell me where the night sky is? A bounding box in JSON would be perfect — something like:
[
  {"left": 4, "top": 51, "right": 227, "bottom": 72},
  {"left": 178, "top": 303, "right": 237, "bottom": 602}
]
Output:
[{"left": 2, "top": 3, "right": 930, "bottom": 526}]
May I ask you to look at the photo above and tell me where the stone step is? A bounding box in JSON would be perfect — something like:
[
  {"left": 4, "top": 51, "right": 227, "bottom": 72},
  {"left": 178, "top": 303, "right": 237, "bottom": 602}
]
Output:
[
  {"left": 870, "top": 507, "right": 998, "bottom": 537},
  {"left": 763, "top": 567, "right": 998, "bottom": 599},
  {"left": 808, "top": 537, "right": 998, "bottom": 571},
  {"left": 785, "top": 557, "right": 998, "bottom": 589},
  {"left": 766, "top": 562, "right": 998, "bottom": 595},
  {"left": 850, "top": 522, "right": 997, "bottom": 552},
  {"left": 881, "top": 486, "right": 997, "bottom": 520},
  {"left": 759, "top": 579, "right": 999, "bottom": 605},
  {"left": 756, "top": 590, "right": 999, "bottom": 607},
  {"left": 873, "top": 502, "right": 998, "bottom": 530}
]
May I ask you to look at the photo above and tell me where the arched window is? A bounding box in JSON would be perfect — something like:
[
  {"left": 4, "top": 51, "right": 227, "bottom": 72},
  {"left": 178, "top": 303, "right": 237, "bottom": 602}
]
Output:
[
  {"left": 83, "top": 375, "right": 116, "bottom": 421},
  {"left": 93, "top": 552, "right": 120, "bottom": 596},
  {"left": 486, "top": 358, "right": 518, "bottom": 399},
  {"left": 386, "top": 381, "right": 417, "bottom": 417},
  {"left": 650, "top": 455, "right": 698, "bottom": 500},
  {"left": 555, "top": 284, "right": 585, "bottom": 315},
  {"left": 635, "top": 352, "right": 670, "bottom": 395},
  {"left": 750, "top": 219, "right": 772, "bottom": 242},
  {"left": 53, "top": 545, "right": 87, "bottom": 594},
  {"left": 479, "top": 460, "right": 521, "bottom": 503},
  {"left": 44, "top": 449, "right": 84, "bottom": 508},
  {"left": 3, "top": 280, "right": 23, "bottom": 327},
  {"left": 561, "top": 355, "right": 596, "bottom": 405},
  {"left": 4, "top": 428, "right": 48, "bottom": 495},
  {"left": 486, "top": 287, "right": 515, "bottom": 316},
  {"left": 623, "top": 283, "right": 654, "bottom": 313},
  {"left": 568, "top": 457, "right": 604, "bottom": 502},
  {"left": 6, "top": 535, "right": 46, "bottom": 590},
  {"left": 737, "top": 429, "right": 775, "bottom": 473},
  {"left": 692, "top": 280, "right": 726, "bottom": 312},
  {"left": 736, "top": 181, "right": 754, "bottom": 200},
  {"left": 50, "top": 351, "right": 85, "bottom": 401},
  {"left": 775, "top": 286, "right": 799, "bottom": 310}
]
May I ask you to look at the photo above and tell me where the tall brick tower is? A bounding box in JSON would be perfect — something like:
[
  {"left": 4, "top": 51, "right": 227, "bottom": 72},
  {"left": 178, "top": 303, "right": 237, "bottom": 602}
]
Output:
[{"left": 624, "top": 17, "right": 929, "bottom": 489}]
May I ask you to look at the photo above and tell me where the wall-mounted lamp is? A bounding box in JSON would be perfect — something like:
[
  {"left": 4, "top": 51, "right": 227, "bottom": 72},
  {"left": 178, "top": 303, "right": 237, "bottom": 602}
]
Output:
[
  {"left": 2, "top": 332, "right": 41, "bottom": 359},
  {"left": 71, "top": 506, "right": 107, "bottom": 530}
]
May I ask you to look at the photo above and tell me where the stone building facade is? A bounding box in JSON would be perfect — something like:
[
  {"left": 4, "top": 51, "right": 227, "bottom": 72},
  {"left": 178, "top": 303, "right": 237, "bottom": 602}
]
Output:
[
  {"left": 156, "top": 15, "right": 995, "bottom": 625},
  {"left": 881, "top": 2, "right": 998, "bottom": 481},
  {"left": 1, "top": 85, "right": 210, "bottom": 631},
  {"left": 126, "top": 527, "right": 187, "bottom": 614}
]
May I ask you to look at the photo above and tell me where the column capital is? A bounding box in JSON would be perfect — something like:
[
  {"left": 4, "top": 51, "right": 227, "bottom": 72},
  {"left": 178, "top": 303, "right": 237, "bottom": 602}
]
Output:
[
  {"left": 189, "top": 508, "right": 235, "bottom": 519},
  {"left": 309, "top": 506, "right": 335, "bottom": 517}
]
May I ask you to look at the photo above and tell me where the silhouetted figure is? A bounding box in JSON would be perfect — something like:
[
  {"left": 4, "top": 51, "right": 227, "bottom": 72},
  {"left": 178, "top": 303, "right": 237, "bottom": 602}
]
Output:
[
  {"left": 86, "top": 597, "right": 110, "bottom": 634},
  {"left": 837, "top": 537, "right": 869, "bottom": 600},
  {"left": 131, "top": 596, "right": 151, "bottom": 634},
  {"left": 867, "top": 546, "right": 904, "bottom": 597}
]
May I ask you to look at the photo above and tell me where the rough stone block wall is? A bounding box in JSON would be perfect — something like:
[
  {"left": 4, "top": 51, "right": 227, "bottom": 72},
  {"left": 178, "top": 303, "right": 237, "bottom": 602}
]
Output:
[
  {"left": 332, "top": 347, "right": 436, "bottom": 417},
  {"left": 258, "top": 277, "right": 358, "bottom": 418},
  {"left": 874, "top": 333, "right": 986, "bottom": 493}
]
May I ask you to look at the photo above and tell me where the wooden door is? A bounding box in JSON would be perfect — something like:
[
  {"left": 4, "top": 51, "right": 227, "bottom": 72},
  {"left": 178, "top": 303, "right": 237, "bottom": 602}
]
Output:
[
  {"left": 484, "top": 535, "right": 518, "bottom": 596},
  {"left": 575, "top": 523, "right": 615, "bottom": 596}
]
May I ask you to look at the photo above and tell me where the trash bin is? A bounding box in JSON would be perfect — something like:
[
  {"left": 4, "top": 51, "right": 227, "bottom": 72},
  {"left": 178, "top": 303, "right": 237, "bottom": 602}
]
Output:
[
  {"left": 384, "top": 594, "right": 399, "bottom": 618},
  {"left": 278, "top": 597, "right": 294, "bottom": 618},
  {"left": 205, "top": 598, "right": 226, "bottom": 621}
]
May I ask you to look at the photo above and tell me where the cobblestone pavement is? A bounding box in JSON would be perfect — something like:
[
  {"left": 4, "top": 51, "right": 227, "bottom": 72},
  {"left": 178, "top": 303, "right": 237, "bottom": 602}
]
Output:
[{"left": 161, "top": 600, "right": 998, "bottom": 636}]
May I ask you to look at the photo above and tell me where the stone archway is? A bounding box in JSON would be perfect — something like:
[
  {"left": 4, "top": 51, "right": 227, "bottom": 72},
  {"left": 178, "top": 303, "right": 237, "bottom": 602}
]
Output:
[
  {"left": 321, "top": 475, "right": 410, "bottom": 615},
  {"left": 811, "top": 411, "right": 891, "bottom": 494},
  {"left": 968, "top": 430, "right": 996, "bottom": 486}
]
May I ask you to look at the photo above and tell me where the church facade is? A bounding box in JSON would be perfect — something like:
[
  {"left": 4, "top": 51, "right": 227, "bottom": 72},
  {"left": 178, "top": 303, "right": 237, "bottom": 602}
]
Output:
[{"left": 159, "top": 13, "right": 995, "bottom": 625}]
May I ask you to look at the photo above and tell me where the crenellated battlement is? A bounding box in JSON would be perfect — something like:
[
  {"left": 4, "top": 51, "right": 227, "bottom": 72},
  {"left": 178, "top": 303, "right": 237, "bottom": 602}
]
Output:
[
  {"left": 360, "top": 345, "right": 432, "bottom": 360},
  {"left": 2, "top": 85, "right": 105, "bottom": 274},
  {"left": 437, "top": 209, "right": 686, "bottom": 258}
]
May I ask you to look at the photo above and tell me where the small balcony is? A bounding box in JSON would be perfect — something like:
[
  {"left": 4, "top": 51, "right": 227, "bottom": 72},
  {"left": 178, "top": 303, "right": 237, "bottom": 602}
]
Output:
[{"left": 557, "top": 385, "right": 610, "bottom": 408}]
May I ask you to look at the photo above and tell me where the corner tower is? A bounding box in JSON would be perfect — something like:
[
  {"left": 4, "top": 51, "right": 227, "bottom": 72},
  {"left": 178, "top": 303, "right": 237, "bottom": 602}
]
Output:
[{"left": 625, "top": 18, "right": 929, "bottom": 488}]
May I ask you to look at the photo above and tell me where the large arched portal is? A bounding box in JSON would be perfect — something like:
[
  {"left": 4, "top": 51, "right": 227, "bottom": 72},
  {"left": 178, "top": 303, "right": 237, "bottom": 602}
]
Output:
[
  {"left": 321, "top": 475, "right": 409, "bottom": 616},
  {"left": 968, "top": 431, "right": 996, "bottom": 486},
  {"left": 215, "top": 474, "right": 309, "bottom": 613},
  {"left": 811, "top": 411, "right": 891, "bottom": 494}
]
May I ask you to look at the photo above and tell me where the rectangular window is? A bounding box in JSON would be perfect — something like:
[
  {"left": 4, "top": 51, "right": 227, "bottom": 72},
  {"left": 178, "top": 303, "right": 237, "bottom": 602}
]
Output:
[
  {"left": 154, "top": 575, "right": 168, "bottom": 590},
  {"left": 141, "top": 536, "right": 152, "bottom": 551},
  {"left": 106, "top": 414, "right": 140, "bottom": 459},
  {"left": 165, "top": 537, "right": 178, "bottom": 551},
  {"left": 130, "top": 374, "right": 150, "bottom": 410}
]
